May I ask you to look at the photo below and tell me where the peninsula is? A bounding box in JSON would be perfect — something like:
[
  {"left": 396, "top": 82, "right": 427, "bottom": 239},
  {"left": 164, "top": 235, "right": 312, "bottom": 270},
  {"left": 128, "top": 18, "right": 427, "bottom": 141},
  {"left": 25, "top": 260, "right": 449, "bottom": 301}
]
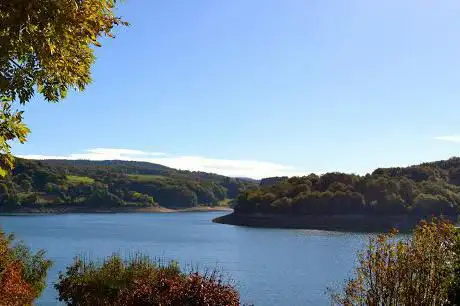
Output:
[{"left": 214, "top": 157, "right": 460, "bottom": 232}]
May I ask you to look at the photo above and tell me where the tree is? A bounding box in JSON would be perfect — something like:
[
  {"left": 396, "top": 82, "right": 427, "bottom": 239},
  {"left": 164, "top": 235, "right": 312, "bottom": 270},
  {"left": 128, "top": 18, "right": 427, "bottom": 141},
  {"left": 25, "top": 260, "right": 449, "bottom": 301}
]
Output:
[
  {"left": 86, "top": 188, "right": 125, "bottom": 207},
  {"left": 0, "top": 180, "right": 20, "bottom": 209},
  {"left": 128, "top": 191, "right": 156, "bottom": 206},
  {"left": 0, "top": 228, "right": 52, "bottom": 305},
  {"left": 331, "top": 220, "right": 458, "bottom": 305},
  {"left": 20, "top": 179, "right": 32, "bottom": 193},
  {"left": 412, "top": 193, "right": 456, "bottom": 216},
  {"left": 0, "top": 0, "right": 128, "bottom": 175},
  {"left": 270, "top": 196, "right": 292, "bottom": 213}
]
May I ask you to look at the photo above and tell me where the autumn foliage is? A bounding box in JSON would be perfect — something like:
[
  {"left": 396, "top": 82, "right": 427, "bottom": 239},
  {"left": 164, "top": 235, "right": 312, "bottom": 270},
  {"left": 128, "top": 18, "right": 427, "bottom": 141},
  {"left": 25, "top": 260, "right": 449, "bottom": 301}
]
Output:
[
  {"left": 55, "top": 254, "right": 239, "bottom": 306},
  {"left": 0, "top": 262, "right": 34, "bottom": 306},
  {"left": 332, "top": 219, "right": 460, "bottom": 305},
  {"left": 0, "top": 229, "right": 51, "bottom": 306}
]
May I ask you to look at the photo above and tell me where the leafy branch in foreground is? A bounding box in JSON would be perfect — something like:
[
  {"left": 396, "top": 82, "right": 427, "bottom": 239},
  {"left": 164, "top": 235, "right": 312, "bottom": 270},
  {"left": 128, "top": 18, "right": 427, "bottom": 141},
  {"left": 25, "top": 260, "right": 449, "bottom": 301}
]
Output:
[{"left": 0, "top": 0, "right": 128, "bottom": 175}]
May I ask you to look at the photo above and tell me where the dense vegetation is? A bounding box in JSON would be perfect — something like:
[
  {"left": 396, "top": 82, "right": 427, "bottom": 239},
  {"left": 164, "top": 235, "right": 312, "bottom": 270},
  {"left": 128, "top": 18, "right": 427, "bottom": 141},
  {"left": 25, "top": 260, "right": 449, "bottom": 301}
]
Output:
[
  {"left": 235, "top": 157, "right": 460, "bottom": 216},
  {"left": 332, "top": 219, "right": 460, "bottom": 305},
  {"left": 0, "top": 229, "right": 52, "bottom": 305},
  {"left": 55, "top": 254, "right": 239, "bottom": 306},
  {"left": 0, "top": 233, "right": 239, "bottom": 305},
  {"left": 0, "top": 158, "right": 254, "bottom": 211}
]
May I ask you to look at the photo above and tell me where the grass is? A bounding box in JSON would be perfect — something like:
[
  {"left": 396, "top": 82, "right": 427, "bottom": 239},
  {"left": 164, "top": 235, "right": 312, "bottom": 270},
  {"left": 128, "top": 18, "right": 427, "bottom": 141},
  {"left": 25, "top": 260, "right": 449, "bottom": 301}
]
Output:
[
  {"left": 127, "top": 174, "right": 166, "bottom": 182},
  {"left": 66, "top": 175, "right": 95, "bottom": 184}
]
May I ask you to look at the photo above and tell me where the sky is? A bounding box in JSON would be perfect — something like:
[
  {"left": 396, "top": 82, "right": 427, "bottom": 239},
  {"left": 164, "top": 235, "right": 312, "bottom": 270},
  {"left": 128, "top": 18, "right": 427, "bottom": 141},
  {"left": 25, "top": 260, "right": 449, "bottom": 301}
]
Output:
[{"left": 14, "top": 0, "right": 460, "bottom": 179}]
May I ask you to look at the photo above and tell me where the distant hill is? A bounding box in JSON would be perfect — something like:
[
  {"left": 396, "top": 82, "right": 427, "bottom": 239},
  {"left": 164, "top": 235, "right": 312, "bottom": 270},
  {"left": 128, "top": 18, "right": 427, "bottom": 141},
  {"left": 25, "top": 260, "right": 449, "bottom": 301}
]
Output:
[
  {"left": 0, "top": 158, "right": 257, "bottom": 212},
  {"left": 236, "top": 177, "right": 260, "bottom": 183}
]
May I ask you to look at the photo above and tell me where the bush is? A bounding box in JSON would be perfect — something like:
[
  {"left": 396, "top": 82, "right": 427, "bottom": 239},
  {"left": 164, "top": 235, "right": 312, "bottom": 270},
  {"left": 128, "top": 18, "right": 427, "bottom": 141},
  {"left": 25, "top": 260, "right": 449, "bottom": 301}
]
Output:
[
  {"left": 117, "top": 271, "right": 239, "bottom": 306},
  {"left": 55, "top": 254, "right": 239, "bottom": 306},
  {"left": 85, "top": 188, "right": 125, "bottom": 207},
  {"left": 0, "top": 229, "right": 52, "bottom": 305},
  {"left": 331, "top": 219, "right": 458, "bottom": 305},
  {"left": 128, "top": 191, "right": 156, "bottom": 206}
]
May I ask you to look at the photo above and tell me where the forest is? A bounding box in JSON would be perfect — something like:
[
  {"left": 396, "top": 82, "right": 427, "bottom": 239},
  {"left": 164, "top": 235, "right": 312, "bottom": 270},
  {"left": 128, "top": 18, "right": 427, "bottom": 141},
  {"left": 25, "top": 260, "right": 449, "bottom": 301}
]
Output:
[
  {"left": 0, "top": 158, "right": 255, "bottom": 211},
  {"left": 5, "top": 156, "right": 460, "bottom": 216},
  {"left": 234, "top": 157, "right": 460, "bottom": 217}
]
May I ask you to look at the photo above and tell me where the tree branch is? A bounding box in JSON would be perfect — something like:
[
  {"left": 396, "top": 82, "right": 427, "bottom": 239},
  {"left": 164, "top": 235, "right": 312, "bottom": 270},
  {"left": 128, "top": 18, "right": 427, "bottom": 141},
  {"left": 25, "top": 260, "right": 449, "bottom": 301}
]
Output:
[{"left": 8, "top": 59, "right": 22, "bottom": 69}]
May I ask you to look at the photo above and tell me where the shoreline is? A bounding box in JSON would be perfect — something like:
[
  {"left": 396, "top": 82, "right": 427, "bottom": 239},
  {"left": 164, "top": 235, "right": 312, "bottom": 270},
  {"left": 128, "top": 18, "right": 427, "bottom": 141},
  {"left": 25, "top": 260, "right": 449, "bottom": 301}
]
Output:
[
  {"left": 0, "top": 205, "right": 233, "bottom": 216},
  {"left": 213, "top": 212, "right": 458, "bottom": 233}
]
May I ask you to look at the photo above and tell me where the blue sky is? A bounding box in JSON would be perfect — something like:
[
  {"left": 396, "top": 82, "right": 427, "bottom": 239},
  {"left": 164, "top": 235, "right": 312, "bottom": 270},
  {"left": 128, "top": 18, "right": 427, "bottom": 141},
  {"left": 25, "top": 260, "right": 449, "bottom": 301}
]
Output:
[{"left": 15, "top": 0, "right": 460, "bottom": 178}]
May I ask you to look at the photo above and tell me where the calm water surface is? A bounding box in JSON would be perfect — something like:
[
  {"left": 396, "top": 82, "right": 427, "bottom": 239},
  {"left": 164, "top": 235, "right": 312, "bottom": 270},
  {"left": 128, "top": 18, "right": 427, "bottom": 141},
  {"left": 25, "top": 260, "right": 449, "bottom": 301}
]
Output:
[{"left": 0, "top": 212, "right": 371, "bottom": 305}]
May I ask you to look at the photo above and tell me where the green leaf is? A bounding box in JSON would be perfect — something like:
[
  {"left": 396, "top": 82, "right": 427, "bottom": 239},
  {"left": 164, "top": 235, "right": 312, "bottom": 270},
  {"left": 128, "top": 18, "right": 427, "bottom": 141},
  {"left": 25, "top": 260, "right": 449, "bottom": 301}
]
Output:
[{"left": 0, "top": 166, "right": 8, "bottom": 177}]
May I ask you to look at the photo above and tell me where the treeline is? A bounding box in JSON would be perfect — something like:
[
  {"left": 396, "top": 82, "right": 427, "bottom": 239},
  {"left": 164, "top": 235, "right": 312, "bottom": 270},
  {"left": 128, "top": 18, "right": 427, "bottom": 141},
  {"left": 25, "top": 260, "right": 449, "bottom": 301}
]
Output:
[
  {"left": 0, "top": 159, "right": 254, "bottom": 211},
  {"left": 235, "top": 157, "right": 460, "bottom": 216}
]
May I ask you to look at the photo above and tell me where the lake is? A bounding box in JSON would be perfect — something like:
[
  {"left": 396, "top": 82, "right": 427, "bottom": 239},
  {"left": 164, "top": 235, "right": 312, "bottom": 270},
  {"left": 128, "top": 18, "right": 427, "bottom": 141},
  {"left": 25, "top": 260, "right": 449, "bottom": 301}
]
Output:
[{"left": 0, "top": 212, "right": 371, "bottom": 305}]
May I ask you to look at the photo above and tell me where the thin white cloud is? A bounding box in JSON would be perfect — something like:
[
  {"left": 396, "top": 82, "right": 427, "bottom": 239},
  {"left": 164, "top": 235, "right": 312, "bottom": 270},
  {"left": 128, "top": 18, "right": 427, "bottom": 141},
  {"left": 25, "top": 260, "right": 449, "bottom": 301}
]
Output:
[
  {"left": 16, "top": 148, "right": 304, "bottom": 179},
  {"left": 434, "top": 135, "right": 460, "bottom": 143}
]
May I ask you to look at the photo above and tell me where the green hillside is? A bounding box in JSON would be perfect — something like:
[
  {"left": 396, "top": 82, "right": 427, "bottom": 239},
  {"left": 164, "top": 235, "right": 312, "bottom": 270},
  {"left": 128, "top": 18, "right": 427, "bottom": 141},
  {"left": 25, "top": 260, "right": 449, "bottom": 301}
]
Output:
[{"left": 0, "top": 158, "right": 255, "bottom": 211}]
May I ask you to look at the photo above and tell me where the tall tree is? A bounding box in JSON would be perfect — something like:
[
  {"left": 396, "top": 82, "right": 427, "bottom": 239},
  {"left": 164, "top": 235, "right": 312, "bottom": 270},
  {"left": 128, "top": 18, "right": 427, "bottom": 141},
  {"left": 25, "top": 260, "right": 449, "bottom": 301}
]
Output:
[{"left": 0, "top": 0, "right": 128, "bottom": 175}]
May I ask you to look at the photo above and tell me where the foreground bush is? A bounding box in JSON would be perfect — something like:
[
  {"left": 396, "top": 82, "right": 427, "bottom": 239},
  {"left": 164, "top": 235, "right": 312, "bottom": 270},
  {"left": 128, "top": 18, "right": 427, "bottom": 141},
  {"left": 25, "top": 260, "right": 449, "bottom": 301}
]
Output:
[
  {"left": 0, "top": 229, "right": 52, "bottom": 306},
  {"left": 332, "top": 219, "right": 459, "bottom": 305},
  {"left": 55, "top": 254, "right": 239, "bottom": 306}
]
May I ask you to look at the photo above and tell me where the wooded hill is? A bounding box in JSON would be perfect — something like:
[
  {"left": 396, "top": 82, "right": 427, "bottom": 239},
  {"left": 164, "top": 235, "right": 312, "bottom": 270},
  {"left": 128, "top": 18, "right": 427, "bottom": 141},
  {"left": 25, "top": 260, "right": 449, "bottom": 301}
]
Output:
[
  {"left": 0, "top": 158, "right": 256, "bottom": 211},
  {"left": 235, "top": 157, "right": 460, "bottom": 217}
]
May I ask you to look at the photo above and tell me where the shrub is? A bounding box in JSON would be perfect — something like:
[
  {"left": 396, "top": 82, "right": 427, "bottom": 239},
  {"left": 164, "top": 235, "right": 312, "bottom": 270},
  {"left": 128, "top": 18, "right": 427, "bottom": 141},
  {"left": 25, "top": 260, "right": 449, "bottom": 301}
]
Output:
[
  {"left": 0, "top": 229, "right": 52, "bottom": 305},
  {"left": 117, "top": 271, "right": 239, "bottom": 306},
  {"left": 128, "top": 191, "right": 156, "bottom": 206},
  {"left": 55, "top": 254, "right": 239, "bottom": 306},
  {"left": 85, "top": 188, "right": 125, "bottom": 207},
  {"left": 331, "top": 219, "right": 458, "bottom": 305},
  {"left": 447, "top": 228, "right": 460, "bottom": 304}
]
